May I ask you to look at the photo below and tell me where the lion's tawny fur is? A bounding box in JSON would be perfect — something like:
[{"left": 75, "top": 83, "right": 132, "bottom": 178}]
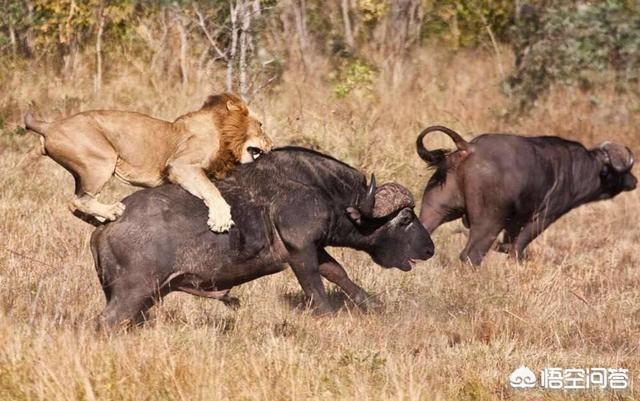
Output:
[{"left": 24, "top": 92, "right": 272, "bottom": 231}]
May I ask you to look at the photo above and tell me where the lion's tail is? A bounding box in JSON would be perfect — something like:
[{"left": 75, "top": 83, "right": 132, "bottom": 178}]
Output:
[
  {"left": 24, "top": 105, "right": 51, "bottom": 137},
  {"left": 416, "top": 125, "right": 470, "bottom": 168}
]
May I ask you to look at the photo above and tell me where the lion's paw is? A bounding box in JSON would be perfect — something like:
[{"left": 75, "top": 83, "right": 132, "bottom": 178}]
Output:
[
  {"left": 103, "top": 202, "right": 126, "bottom": 221},
  {"left": 207, "top": 202, "right": 234, "bottom": 233}
]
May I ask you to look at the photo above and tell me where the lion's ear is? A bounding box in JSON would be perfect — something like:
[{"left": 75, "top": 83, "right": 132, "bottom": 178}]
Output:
[{"left": 226, "top": 100, "right": 242, "bottom": 112}]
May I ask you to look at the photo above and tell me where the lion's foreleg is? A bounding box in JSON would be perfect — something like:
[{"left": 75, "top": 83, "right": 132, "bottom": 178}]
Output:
[{"left": 166, "top": 163, "right": 234, "bottom": 232}]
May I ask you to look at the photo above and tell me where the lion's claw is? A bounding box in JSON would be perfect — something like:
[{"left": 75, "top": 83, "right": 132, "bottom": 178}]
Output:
[
  {"left": 207, "top": 202, "right": 234, "bottom": 232},
  {"left": 103, "top": 202, "right": 126, "bottom": 221},
  {"left": 208, "top": 218, "right": 234, "bottom": 232}
]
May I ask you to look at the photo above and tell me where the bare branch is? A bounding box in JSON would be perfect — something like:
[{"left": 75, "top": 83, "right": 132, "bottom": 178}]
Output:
[{"left": 193, "top": 3, "right": 227, "bottom": 61}]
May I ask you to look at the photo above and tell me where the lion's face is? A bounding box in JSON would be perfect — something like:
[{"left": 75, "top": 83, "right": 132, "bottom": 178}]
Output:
[{"left": 239, "top": 116, "right": 273, "bottom": 163}]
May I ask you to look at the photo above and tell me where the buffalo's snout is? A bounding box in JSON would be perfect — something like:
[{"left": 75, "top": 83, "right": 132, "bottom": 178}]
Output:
[
  {"left": 624, "top": 173, "right": 637, "bottom": 191},
  {"left": 411, "top": 224, "right": 435, "bottom": 262},
  {"left": 366, "top": 210, "right": 435, "bottom": 271},
  {"left": 420, "top": 236, "right": 435, "bottom": 260}
]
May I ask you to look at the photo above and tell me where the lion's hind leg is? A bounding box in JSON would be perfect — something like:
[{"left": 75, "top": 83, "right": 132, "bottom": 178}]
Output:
[
  {"left": 46, "top": 135, "right": 125, "bottom": 222},
  {"left": 69, "top": 163, "right": 125, "bottom": 222},
  {"left": 70, "top": 193, "right": 126, "bottom": 223}
]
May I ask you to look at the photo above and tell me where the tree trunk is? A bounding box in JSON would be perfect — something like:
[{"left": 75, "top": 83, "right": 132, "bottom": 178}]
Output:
[
  {"left": 293, "top": 0, "right": 308, "bottom": 72},
  {"left": 94, "top": 1, "right": 105, "bottom": 94},
  {"left": 176, "top": 11, "right": 189, "bottom": 89},
  {"left": 9, "top": 21, "right": 17, "bottom": 56},
  {"left": 239, "top": 0, "right": 252, "bottom": 99},
  {"left": 341, "top": 0, "right": 354, "bottom": 48},
  {"left": 25, "top": 0, "right": 34, "bottom": 57},
  {"left": 227, "top": 1, "right": 239, "bottom": 93},
  {"left": 62, "top": 0, "right": 78, "bottom": 80},
  {"left": 150, "top": 8, "right": 168, "bottom": 74},
  {"left": 387, "top": 0, "right": 411, "bottom": 54}
]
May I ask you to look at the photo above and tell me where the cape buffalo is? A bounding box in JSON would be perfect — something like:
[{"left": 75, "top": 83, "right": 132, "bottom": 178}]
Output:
[
  {"left": 416, "top": 126, "right": 636, "bottom": 266},
  {"left": 90, "top": 147, "right": 434, "bottom": 328}
]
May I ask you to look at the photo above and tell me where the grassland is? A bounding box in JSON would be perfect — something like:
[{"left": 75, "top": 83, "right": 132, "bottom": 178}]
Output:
[{"left": 0, "top": 48, "right": 638, "bottom": 400}]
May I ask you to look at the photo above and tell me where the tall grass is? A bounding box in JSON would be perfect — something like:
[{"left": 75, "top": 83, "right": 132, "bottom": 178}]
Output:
[{"left": 0, "top": 47, "right": 638, "bottom": 400}]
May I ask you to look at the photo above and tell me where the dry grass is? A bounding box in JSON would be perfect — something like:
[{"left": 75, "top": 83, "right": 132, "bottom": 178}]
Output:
[{"left": 0, "top": 48, "right": 639, "bottom": 400}]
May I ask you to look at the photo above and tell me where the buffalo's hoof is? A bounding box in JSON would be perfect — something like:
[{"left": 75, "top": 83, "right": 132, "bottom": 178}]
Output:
[
  {"left": 494, "top": 242, "right": 512, "bottom": 254},
  {"left": 357, "top": 295, "right": 383, "bottom": 311},
  {"left": 312, "top": 304, "right": 334, "bottom": 316}
]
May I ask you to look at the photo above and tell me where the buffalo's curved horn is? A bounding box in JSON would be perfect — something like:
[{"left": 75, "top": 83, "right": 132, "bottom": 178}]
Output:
[
  {"left": 600, "top": 142, "right": 635, "bottom": 172},
  {"left": 358, "top": 174, "right": 376, "bottom": 216}
]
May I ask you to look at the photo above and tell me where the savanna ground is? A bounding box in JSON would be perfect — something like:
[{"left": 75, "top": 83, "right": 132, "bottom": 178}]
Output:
[{"left": 0, "top": 47, "right": 639, "bottom": 401}]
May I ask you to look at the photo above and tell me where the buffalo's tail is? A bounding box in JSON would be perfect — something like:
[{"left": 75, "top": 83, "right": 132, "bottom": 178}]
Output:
[{"left": 416, "top": 125, "right": 470, "bottom": 168}]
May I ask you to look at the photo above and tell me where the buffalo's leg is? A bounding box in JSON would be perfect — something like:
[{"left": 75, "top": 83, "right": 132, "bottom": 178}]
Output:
[
  {"left": 97, "top": 278, "right": 159, "bottom": 330},
  {"left": 460, "top": 202, "right": 506, "bottom": 266},
  {"left": 509, "top": 215, "right": 557, "bottom": 261},
  {"left": 318, "top": 250, "right": 379, "bottom": 310},
  {"left": 99, "top": 295, "right": 156, "bottom": 330},
  {"left": 288, "top": 247, "right": 332, "bottom": 314},
  {"left": 459, "top": 176, "right": 509, "bottom": 265},
  {"left": 494, "top": 220, "right": 522, "bottom": 254},
  {"left": 460, "top": 223, "right": 504, "bottom": 266}
]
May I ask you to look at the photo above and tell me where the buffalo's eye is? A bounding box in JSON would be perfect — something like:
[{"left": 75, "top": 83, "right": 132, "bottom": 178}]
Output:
[{"left": 399, "top": 211, "right": 412, "bottom": 226}]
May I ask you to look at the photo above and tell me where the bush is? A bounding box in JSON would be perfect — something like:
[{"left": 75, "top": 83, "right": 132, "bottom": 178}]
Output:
[
  {"left": 421, "top": 0, "right": 515, "bottom": 47},
  {"left": 330, "top": 58, "right": 376, "bottom": 98},
  {"left": 506, "top": 1, "right": 640, "bottom": 112}
]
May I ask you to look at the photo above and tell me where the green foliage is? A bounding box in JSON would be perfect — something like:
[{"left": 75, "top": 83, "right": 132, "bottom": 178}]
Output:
[
  {"left": 422, "top": 0, "right": 515, "bottom": 47},
  {"left": 0, "top": 0, "right": 636, "bottom": 116},
  {"left": 506, "top": 1, "right": 640, "bottom": 112},
  {"left": 357, "top": 0, "right": 387, "bottom": 24},
  {"left": 0, "top": 0, "right": 137, "bottom": 67},
  {"left": 330, "top": 58, "right": 376, "bottom": 98},
  {"left": 31, "top": 0, "right": 99, "bottom": 47}
]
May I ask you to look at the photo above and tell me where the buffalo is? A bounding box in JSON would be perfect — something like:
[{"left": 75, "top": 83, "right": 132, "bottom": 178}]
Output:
[
  {"left": 90, "top": 147, "right": 434, "bottom": 328},
  {"left": 416, "top": 125, "right": 636, "bottom": 266}
]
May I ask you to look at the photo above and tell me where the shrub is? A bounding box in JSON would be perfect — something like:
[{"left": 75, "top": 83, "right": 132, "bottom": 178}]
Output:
[
  {"left": 330, "top": 58, "right": 376, "bottom": 98},
  {"left": 421, "top": 0, "right": 515, "bottom": 47},
  {"left": 506, "top": 1, "right": 640, "bottom": 112}
]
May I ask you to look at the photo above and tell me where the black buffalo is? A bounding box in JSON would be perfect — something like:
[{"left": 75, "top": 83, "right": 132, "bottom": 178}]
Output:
[
  {"left": 416, "top": 126, "right": 636, "bottom": 266},
  {"left": 91, "top": 147, "right": 434, "bottom": 328}
]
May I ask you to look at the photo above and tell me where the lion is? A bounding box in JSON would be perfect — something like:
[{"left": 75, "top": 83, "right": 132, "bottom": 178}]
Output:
[{"left": 24, "top": 92, "right": 273, "bottom": 232}]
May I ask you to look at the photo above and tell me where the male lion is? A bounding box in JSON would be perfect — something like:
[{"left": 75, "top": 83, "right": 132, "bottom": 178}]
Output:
[{"left": 24, "top": 93, "right": 272, "bottom": 232}]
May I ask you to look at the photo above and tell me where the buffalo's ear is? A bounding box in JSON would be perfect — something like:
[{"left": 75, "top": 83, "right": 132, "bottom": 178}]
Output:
[{"left": 346, "top": 207, "right": 362, "bottom": 225}]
